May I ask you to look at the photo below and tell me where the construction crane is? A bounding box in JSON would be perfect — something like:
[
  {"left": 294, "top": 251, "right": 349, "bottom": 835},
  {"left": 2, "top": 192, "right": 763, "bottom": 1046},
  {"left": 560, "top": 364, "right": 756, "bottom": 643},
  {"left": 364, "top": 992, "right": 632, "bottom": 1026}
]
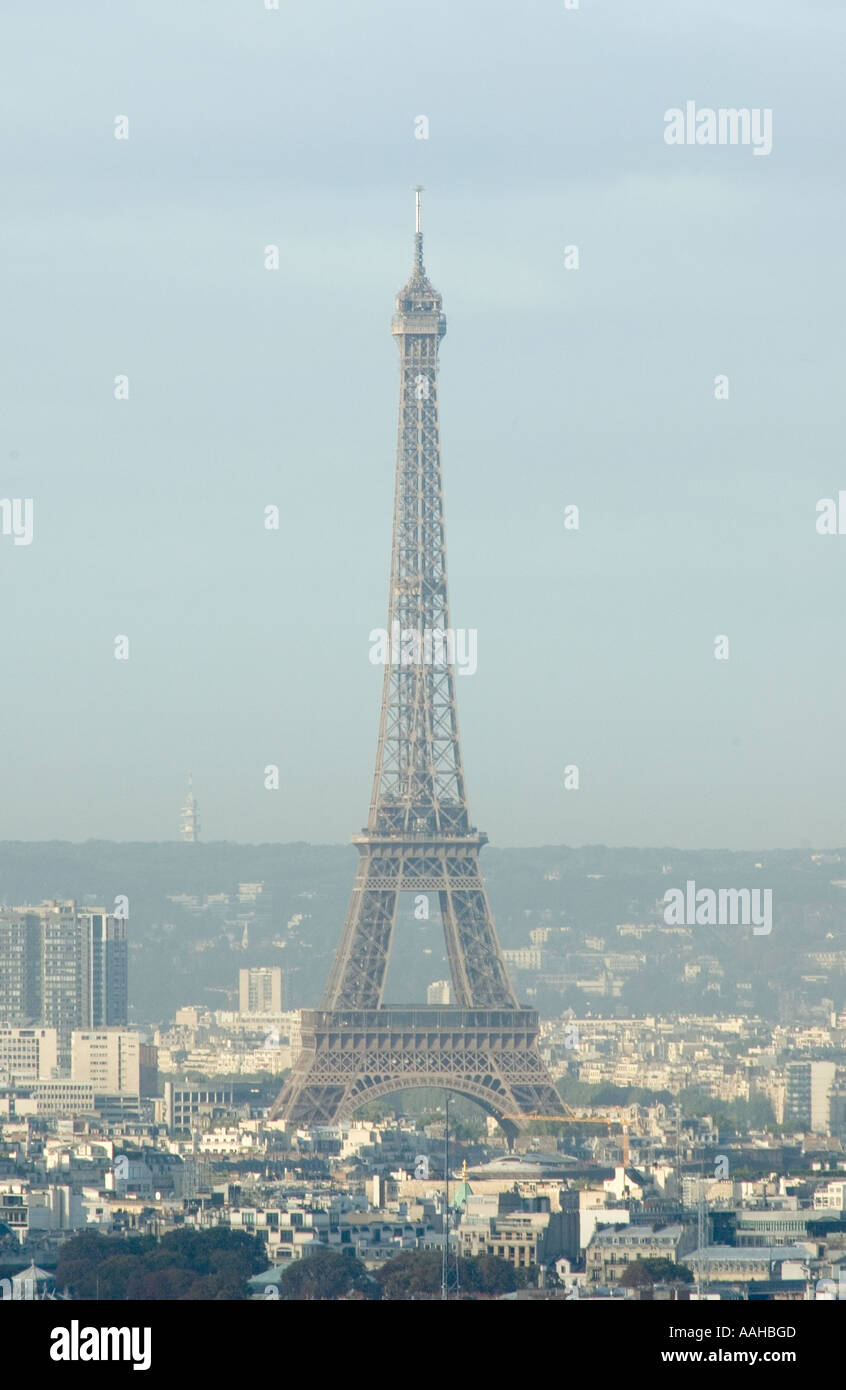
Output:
[{"left": 501, "top": 1112, "right": 631, "bottom": 1167}]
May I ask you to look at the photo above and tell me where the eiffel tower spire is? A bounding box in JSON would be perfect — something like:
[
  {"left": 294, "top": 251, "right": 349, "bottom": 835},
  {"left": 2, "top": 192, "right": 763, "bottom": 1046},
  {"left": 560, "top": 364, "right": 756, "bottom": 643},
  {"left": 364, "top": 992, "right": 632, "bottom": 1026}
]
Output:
[
  {"left": 368, "top": 184, "right": 461, "bottom": 839},
  {"left": 413, "top": 183, "right": 424, "bottom": 271}
]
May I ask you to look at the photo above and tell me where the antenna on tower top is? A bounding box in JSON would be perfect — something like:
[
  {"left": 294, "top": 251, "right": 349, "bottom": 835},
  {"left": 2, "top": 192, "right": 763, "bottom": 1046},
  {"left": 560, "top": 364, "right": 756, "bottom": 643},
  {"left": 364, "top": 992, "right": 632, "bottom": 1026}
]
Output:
[{"left": 413, "top": 185, "right": 425, "bottom": 271}]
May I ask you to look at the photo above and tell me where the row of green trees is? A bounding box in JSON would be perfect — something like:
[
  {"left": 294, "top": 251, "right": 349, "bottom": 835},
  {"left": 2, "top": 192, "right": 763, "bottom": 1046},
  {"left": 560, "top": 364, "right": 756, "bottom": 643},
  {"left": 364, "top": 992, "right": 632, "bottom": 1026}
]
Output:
[
  {"left": 676, "top": 1086, "right": 777, "bottom": 1132},
  {"left": 556, "top": 1078, "right": 674, "bottom": 1108},
  {"left": 276, "top": 1248, "right": 530, "bottom": 1300},
  {"left": 55, "top": 1228, "right": 267, "bottom": 1301},
  {"left": 619, "top": 1258, "right": 693, "bottom": 1288},
  {"left": 55, "top": 1231, "right": 528, "bottom": 1301},
  {"left": 273, "top": 1250, "right": 695, "bottom": 1298},
  {"left": 554, "top": 1078, "right": 778, "bottom": 1133}
]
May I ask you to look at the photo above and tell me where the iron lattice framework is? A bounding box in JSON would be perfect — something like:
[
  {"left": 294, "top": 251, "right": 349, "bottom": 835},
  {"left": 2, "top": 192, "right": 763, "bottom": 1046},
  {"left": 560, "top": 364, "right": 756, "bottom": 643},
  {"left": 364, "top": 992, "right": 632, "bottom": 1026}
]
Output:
[
  {"left": 275, "top": 1011, "right": 561, "bottom": 1139},
  {"left": 272, "top": 193, "right": 560, "bottom": 1135}
]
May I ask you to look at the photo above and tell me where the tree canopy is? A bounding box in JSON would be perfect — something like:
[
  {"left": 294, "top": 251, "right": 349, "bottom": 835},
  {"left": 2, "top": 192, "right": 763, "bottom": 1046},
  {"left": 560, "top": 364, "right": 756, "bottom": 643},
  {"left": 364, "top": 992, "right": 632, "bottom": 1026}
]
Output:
[
  {"left": 376, "top": 1249, "right": 527, "bottom": 1299},
  {"left": 619, "top": 1257, "right": 694, "bottom": 1288},
  {"left": 277, "top": 1249, "right": 372, "bottom": 1300},
  {"left": 55, "top": 1226, "right": 267, "bottom": 1301}
]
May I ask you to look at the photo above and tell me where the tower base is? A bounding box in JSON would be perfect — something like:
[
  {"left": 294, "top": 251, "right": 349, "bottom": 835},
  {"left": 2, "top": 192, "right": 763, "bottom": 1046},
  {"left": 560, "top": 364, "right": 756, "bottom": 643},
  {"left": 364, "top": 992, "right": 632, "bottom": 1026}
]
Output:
[{"left": 270, "top": 1007, "right": 561, "bottom": 1142}]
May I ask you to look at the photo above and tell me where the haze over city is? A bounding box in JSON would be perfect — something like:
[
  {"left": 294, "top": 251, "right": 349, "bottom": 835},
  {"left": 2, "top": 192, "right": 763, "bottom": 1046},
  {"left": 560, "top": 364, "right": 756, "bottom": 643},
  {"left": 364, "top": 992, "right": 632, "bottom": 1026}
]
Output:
[{"left": 3, "top": 0, "right": 844, "bottom": 847}]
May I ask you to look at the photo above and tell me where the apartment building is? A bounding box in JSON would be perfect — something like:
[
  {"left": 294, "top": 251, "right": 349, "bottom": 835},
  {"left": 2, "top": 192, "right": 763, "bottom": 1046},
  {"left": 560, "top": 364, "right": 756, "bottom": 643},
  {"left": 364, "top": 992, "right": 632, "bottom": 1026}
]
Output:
[
  {"left": 0, "top": 902, "right": 127, "bottom": 1067},
  {"left": 586, "top": 1223, "right": 695, "bottom": 1284},
  {"left": 458, "top": 1194, "right": 566, "bottom": 1270},
  {"left": 0, "top": 1026, "right": 58, "bottom": 1082},
  {"left": 71, "top": 1029, "right": 140, "bottom": 1094},
  {"left": 239, "top": 967, "right": 283, "bottom": 1015}
]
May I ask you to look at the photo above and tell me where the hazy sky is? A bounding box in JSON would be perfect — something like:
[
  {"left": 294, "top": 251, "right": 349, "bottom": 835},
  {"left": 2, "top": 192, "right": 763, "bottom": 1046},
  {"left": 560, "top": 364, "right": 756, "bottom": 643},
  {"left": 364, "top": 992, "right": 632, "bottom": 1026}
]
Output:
[{"left": 2, "top": 0, "right": 845, "bottom": 848}]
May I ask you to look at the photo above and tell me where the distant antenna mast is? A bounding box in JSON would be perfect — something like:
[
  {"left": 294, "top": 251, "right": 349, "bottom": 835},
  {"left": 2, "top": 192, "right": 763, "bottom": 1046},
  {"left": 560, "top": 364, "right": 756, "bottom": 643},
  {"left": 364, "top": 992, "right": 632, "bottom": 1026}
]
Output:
[
  {"left": 181, "top": 772, "right": 200, "bottom": 842},
  {"left": 413, "top": 184, "right": 424, "bottom": 271}
]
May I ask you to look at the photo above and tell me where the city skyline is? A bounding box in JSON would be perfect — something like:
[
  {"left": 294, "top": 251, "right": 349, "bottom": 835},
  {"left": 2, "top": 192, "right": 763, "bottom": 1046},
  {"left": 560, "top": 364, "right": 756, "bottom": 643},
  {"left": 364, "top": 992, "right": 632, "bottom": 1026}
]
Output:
[{"left": 3, "top": 0, "right": 845, "bottom": 1332}]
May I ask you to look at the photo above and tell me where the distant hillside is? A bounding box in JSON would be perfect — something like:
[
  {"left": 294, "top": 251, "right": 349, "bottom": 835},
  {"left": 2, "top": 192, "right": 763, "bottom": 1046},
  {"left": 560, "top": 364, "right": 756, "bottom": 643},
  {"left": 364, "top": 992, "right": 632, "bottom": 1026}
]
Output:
[{"left": 0, "top": 843, "right": 842, "bottom": 1024}]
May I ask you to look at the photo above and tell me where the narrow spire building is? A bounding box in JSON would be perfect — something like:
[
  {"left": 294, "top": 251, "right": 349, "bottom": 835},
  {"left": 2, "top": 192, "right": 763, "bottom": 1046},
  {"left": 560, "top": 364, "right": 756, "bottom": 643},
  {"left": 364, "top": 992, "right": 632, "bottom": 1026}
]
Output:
[{"left": 181, "top": 773, "right": 200, "bottom": 842}]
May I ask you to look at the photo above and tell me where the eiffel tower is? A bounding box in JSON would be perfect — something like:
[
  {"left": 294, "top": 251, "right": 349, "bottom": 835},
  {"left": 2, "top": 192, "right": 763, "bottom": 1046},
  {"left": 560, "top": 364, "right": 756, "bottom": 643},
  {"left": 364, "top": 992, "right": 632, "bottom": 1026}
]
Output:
[{"left": 271, "top": 191, "right": 561, "bottom": 1139}]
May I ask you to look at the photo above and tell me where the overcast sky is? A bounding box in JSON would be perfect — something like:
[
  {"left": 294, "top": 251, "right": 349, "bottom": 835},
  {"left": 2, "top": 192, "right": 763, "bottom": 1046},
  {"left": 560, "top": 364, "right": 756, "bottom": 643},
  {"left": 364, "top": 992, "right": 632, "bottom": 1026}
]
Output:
[{"left": 2, "top": 0, "right": 844, "bottom": 848}]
